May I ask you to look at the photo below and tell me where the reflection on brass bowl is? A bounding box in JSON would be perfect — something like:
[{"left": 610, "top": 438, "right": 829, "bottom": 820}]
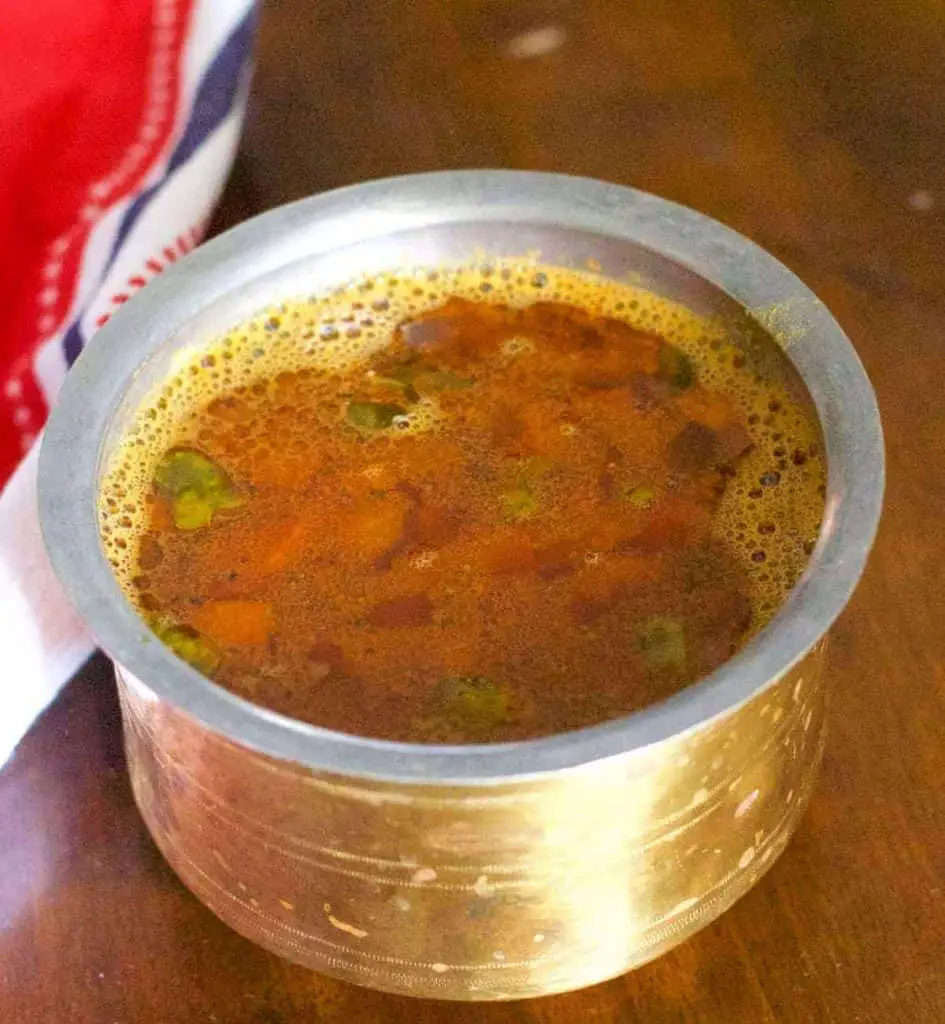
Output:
[{"left": 38, "top": 172, "right": 883, "bottom": 1001}]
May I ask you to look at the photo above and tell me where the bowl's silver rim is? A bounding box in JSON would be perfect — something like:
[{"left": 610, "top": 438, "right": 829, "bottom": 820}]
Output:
[{"left": 38, "top": 170, "right": 884, "bottom": 784}]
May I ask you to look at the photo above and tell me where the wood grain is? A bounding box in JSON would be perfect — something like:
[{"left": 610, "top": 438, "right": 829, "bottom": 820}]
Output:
[{"left": 3, "top": 1, "right": 944, "bottom": 1020}]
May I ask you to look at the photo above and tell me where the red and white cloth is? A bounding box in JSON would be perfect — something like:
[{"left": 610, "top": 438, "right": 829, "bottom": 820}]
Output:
[{"left": 0, "top": 0, "right": 257, "bottom": 766}]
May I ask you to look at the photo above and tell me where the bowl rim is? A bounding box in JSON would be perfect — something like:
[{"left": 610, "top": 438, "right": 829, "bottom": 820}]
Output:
[{"left": 38, "top": 169, "right": 884, "bottom": 784}]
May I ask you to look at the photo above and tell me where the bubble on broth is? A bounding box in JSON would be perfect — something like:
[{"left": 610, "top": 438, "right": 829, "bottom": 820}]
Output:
[{"left": 101, "top": 260, "right": 825, "bottom": 653}]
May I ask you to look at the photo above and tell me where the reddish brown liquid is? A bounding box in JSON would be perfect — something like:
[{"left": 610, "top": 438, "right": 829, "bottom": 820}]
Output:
[{"left": 105, "top": 274, "right": 824, "bottom": 745}]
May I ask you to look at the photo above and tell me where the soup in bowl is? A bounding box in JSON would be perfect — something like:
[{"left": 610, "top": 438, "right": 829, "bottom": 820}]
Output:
[{"left": 39, "top": 171, "right": 883, "bottom": 1000}]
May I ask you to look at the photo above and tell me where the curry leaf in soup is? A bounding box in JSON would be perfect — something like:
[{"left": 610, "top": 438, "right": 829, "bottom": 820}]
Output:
[
  {"left": 657, "top": 343, "right": 696, "bottom": 389},
  {"left": 639, "top": 617, "right": 687, "bottom": 672},
  {"left": 374, "top": 375, "right": 420, "bottom": 403},
  {"left": 153, "top": 448, "right": 242, "bottom": 530},
  {"left": 154, "top": 623, "right": 222, "bottom": 676},
  {"left": 373, "top": 362, "right": 473, "bottom": 402},
  {"left": 415, "top": 368, "right": 474, "bottom": 392},
  {"left": 372, "top": 363, "right": 421, "bottom": 403},
  {"left": 347, "top": 399, "right": 407, "bottom": 431}
]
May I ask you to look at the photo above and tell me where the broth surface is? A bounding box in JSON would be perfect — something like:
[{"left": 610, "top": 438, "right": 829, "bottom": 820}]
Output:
[{"left": 101, "top": 263, "right": 824, "bottom": 743}]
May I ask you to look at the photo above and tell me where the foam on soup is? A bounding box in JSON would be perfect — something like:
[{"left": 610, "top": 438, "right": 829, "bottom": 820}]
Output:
[{"left": 100, "top": 261, "right": 825, "bottom": 743}]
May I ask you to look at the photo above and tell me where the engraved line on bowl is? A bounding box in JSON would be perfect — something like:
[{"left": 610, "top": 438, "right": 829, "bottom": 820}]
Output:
[
  {"left": 157, "top": 837, "right": 561, "bottom": 973},
  {"left": 148, "top": 755, "right": 818, "bottom": 984},
  {"left": 139, "top": 732, "right": 815, "bottom": 890},
  {"left": 124, "top": 689, "right": 820, "bottom": 873}
]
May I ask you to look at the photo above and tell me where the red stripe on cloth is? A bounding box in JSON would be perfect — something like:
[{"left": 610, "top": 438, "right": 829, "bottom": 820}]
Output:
[
  {"left": 0, "top": 0, "right": 196, "bottom": 487},
  {"left": 92, "top": 212, "right": 211, "bottom": 327}
]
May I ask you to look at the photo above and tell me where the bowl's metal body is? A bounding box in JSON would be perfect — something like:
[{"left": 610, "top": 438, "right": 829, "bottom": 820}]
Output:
[{"left": 38, "top": 171, "right": 883, "bottom": 1000}]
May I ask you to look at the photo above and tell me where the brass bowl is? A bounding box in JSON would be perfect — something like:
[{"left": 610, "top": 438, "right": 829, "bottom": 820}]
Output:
[{"left": 38, "top": 171, "right": 883, "bottom": 1000}]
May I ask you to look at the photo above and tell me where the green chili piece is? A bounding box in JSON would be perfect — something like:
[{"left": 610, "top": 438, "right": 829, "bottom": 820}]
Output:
[
  {"left": 154, "top": 623, "right": 222, "bottom": 676},
  {"left": 153, "top": 448, "right": 242, "bottom": 531},
  {"left": 626, "top": 484, "right": 658, "bottom": 510},
  {"left": 440, "top": 677, "right": 513, "bottom": 732}
]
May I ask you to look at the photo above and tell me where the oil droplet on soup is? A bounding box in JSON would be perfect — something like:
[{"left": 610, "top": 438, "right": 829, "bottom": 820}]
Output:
[{"left": 100, "top": 262, "right": 825, "bottom": 743}]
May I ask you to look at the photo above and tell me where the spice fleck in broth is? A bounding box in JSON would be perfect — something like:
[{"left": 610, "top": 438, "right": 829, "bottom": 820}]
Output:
[{"left": 101, "top": 263, "right": 825, "bottom": 743}]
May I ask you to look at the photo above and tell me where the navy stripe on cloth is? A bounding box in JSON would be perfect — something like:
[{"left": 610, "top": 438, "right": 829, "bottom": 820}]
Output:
[{"left": 63, "top": 7, "right": 257, "bottom": 366}]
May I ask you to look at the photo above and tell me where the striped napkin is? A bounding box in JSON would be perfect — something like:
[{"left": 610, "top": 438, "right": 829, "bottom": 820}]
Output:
[{"left": 0, "top": 0, "right": 257, "bottom": 767}]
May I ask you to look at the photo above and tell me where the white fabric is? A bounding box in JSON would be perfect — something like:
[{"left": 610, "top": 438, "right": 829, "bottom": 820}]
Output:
[
  {"left": 0, "top": 445, "right": 94, "bottom": 767},
  {"left": 0, "top": 0, "right": 255, "bottom": 769}
]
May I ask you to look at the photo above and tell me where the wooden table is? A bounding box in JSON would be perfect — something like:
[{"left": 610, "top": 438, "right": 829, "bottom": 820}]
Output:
[{"left": 2, "top": 2, "right": 943, "bottom": 1020}]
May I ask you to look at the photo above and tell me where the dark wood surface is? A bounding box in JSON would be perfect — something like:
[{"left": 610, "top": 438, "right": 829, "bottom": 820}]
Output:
[{"left": 3, "top": 1, "right": 944, "bottom": 1020}]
